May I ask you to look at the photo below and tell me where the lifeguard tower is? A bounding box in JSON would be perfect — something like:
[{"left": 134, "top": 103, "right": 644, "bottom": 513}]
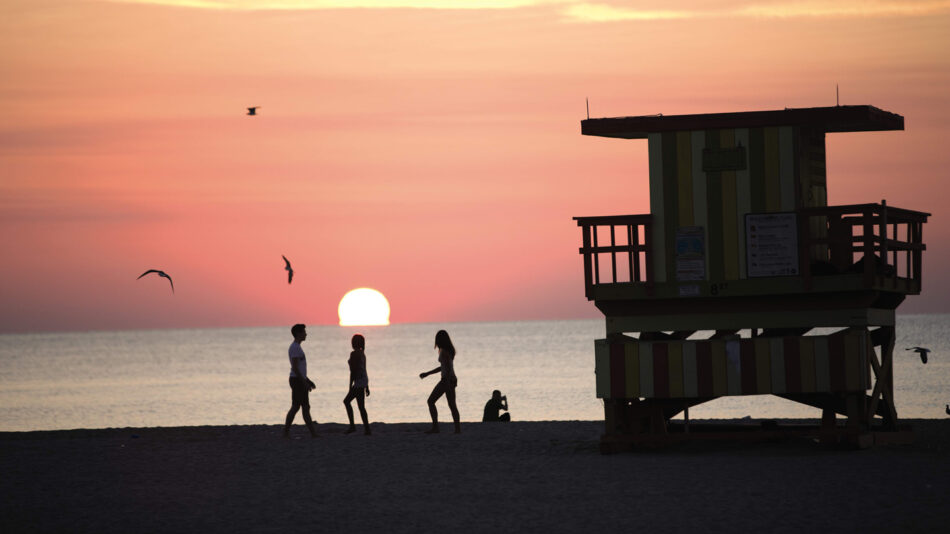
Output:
[{"left": 573, "top": 105, "right": 929, "bottom": 449}]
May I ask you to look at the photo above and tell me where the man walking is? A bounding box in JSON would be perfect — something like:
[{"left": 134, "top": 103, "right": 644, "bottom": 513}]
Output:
[{"left": 284, "top": 323, "right": 317, "bottom": 438}]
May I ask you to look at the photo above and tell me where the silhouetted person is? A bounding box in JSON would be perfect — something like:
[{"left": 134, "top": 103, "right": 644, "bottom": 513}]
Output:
[
  {"left": 343, "top": 334, "right": 371, "bottom": 435},
  {"left": 283, "top": 324, "right": 317, "bottom": 438},
  {"left": 482, "top": 390, "right": 510, "bottom": 422},
  {"left": 419, "top": 329, "right": 461, "bottom": 434}
]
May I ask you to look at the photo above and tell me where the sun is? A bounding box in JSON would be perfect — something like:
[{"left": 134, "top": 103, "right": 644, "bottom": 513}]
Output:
[{"left": 338, "top": 288, "right": 391, "bottom": 326}]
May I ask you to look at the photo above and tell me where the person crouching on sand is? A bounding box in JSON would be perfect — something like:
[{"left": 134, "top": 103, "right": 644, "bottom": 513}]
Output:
[
  {"left": 419, "top": 329, "right": 461, "bottom": 434},
  {"left": 482, "top": 390, "right": 510, "bottom": 422},
  {"left": 284, "top": 323, "right": 317, "bottom": 438},
  {"left": 343, "top": 333, "right": 371, "bottom": 435}
]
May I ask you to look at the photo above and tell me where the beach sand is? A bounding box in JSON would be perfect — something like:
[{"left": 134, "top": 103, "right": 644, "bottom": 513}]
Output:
[{"left": 2, "top": 419, "right": 949, "bottom": 533}]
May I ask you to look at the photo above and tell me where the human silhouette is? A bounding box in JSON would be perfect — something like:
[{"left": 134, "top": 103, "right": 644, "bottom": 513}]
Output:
[
  {"left": 343, "top": 334, "right": 371, "bottom": 435},
  {"left": 482, "top": 390, "right": 510, "bottom": 422},
  {"left": 419, "top": 329, "right": 461, "bottom": 434},
  {"left": 283, "top": 324, "right": 317, "bottom": 438}
]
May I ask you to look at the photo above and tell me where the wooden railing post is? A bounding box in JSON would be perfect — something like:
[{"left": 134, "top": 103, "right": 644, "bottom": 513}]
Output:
[
  {"left": 581, "top": 223, "right": 593, "bottom": 299},
  {"left": 880, "top": 200, "right": 889, "bottom": 288},
  {"left": 592, "top": 225, "right": 600, "bottom": 286},
  {"left": 863, "top": 206, "right": 875, "bottom": 288},
  {"left": 609, "top": 225, "right": 617, "bottom": 283}
]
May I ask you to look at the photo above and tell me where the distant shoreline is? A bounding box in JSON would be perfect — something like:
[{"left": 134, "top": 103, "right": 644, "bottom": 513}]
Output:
[{"left": 2, "top": 419, "right": 948, "bottom": 532}]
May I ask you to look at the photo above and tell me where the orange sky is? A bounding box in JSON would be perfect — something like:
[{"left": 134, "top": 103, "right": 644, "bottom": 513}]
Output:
[{"left": 2, "top": 0, "right": 949, "bottom": 332}]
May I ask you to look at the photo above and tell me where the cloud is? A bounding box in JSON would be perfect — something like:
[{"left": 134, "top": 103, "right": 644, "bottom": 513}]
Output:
[
  {"left": 106, "top": 0, "right": 950, "bottom": 18},
  {"left": 106, "top": 0, "right": 559, "bottom": 9},
  {"left": 562, "top": 1, "right": 950, "bottom": 22}
]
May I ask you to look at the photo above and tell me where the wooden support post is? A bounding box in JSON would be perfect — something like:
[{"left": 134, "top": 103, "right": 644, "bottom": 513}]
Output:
[
  {"left": 880, "top": 326, "right": 898, "bottom": 430},
  {"left": 603, "top": 398, "right": 623, "bottom": 436},
  {"left": 867, "top": 345, "right": 885, "bottom": 425}
]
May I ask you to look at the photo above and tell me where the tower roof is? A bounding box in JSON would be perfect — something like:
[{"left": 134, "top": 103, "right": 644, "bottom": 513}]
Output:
[{"left": 581, "top": 105, "right": 903, "bottom": 139}]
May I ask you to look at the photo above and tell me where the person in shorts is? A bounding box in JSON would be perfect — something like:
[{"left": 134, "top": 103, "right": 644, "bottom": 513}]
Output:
[{"left": 283, "top": 323, "right": 317, "bottom": 438}]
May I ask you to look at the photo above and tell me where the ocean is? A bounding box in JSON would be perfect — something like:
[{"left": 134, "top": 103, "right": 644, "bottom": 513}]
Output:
[{"left": 1, "top": 316, "right": 948, "bottom": 432}]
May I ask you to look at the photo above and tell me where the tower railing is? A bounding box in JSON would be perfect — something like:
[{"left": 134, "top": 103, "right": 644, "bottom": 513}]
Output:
[
  {"left": 574, "top": 214, "right": 653, "bottom": 299},
  {"left": 575, "top": 202, "right": 928, "bottom": 298},
  {"left": 799, "top": 202, "right": 928, "bottom": 292}
]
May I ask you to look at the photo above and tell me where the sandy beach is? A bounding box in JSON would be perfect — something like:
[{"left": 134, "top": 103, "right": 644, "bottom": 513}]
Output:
[{"left": 2, "top": 419, "right": 949, "bottom": 533}]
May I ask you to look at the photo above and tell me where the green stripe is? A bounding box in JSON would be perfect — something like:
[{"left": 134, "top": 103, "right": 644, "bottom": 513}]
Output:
[
  {"left": 705, "top": 129, "right": 724, "bottom": 282},
  {"left": 662, "top": 132, "right": 679, "bottom": 282},
  {"left": 748, "top": 127, "right": 766, "bottom": 213}
]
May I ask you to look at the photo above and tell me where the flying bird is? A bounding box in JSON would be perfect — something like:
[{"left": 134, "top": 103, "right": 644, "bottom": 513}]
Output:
[
  {"left": 282, "top": 255, "right": 294, "bottom": 284},
  {"left": 247, "top": 106, "right": 259, "bottom": 116},
  {"left": 137, "top": 269, "right": 174, "bottom": 293},
  {"left": 906, "top": 346, "right": 931, "bottom": 364}
]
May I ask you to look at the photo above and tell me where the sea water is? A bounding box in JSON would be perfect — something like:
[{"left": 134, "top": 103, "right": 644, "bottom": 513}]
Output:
[{"left": 1, "top": 316, "right": 948, "bottom": 431}]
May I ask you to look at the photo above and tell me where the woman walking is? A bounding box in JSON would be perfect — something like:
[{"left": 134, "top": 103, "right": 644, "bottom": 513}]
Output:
[
  {"left": 343, "top": 334, "right": 371, "bottom": 435},
  {"left": 419, "top": 329, "right": 461, "bottom": 434}
]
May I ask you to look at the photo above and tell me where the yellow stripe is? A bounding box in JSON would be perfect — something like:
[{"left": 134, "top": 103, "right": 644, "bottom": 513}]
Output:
[
  {"left": 755, "top": 338, "right": 772, "bottom": 394},
  {"left": 799, "top": 337, "right": 816, "bottom": 393},
  {"left": 668, "top": 342, "right": 684, "bottom": 398},
  {"left": 595, "top": 340, "right": 610, "bottom": 398},
  {"left": 764, "top": 127, "right": 781, "bottom": 211},
  {"left": 624, "top": 343, "right": 640, "bottom": 398},
  {"left": 711, "top": 340, "right": 728, "bottom": 395},
  {"left": 677, "top": 131, "right": 693, "bottom": 227}
]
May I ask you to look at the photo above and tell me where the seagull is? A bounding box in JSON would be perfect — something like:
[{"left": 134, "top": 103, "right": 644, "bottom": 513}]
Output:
[
  {"left": 906, "top": 346, "right": 931, "bottom": 364},
  {"left": 137, "top": 269, "right": 174, "bottom": 293},
  {"left": 282, "top": 255, "right": 293, "bottom": 284},
  {"left": 247, "top": 106, "right": 259, "bottom": 116}
]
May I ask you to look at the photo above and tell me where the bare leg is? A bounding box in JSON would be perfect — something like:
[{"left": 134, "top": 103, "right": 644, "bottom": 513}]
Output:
[
  {"left": 426, "top": 382, "right": 446, "bottom": 433},
  {"left": 284, "top": 403, "right": 300, "bottom": 436},
  {"left": 301, "top": 406, "right": 316, "bottom": 437},
  {"left": 355, "top": 392, "right": 370, "bottom": 434},
  {"left": 343, "top": 389, "right": 357, "bottom": 432},
  {"left": 445, "top": 385, "right": 461, "bottom": 434}
]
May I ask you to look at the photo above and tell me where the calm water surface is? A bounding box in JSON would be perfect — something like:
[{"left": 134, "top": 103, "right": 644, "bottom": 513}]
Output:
[{"left": 1, "top": 316, "right": 948, "bottom": 431}]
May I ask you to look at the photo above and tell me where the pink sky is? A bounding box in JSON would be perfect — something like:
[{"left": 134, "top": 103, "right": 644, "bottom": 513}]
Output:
[{"left": 1, "top": 0, "right": 949, "bottom": 332}]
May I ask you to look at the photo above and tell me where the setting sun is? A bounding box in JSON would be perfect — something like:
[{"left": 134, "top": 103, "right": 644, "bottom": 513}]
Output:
[{"left": 338, "top": 288, "right": 391, "bottom": 326}]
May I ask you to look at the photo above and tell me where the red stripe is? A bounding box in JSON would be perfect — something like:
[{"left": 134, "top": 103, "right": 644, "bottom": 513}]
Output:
[
  {"left": 653, "top": 343, "right": 670, "bottom": 398},
  {"left": 740, "top": 339, "right": 757, "bottom": 394},
  {"left": 828, "top": 333, "right": 847, "bottom": 391},
  {"left": 696, "top": 341, "right": 713, "bottom": 397},
  {"left": 609, "top": 343, "right": 626, "bottom": 398},
  {"left": 784, "top": 337, "right": 802, "bottom": 393}
]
